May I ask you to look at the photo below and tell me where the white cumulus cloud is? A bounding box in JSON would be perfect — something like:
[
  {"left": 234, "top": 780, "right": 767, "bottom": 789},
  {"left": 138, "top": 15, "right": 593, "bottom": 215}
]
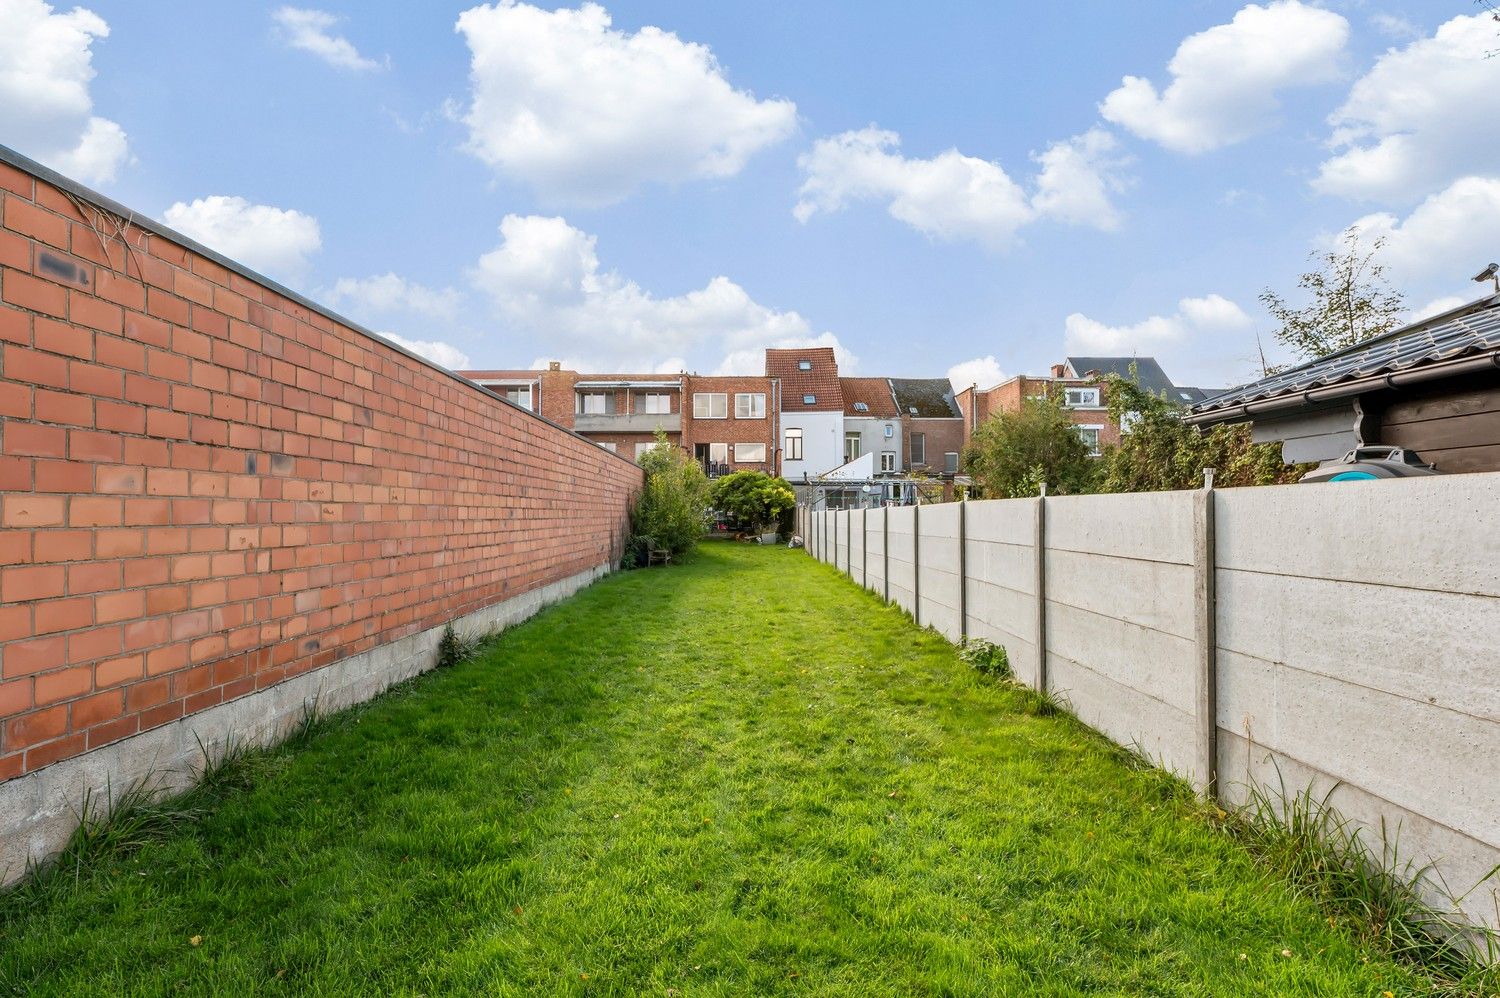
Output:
[
  {"left": 454, "top": 1, "right": 796, "bottom": 205},
  {"left": 1065, "top": 294, "right": 1252, "bottom": 359},
  {"left": 323, "top": 273, "right": 462, "bottom": 321},
  {"left": 162, "top": 196, "right": 322, "bottom": 284},
  {"left": 794, "top": 126, "right": 1127, "bottom": 248},
  {"left": 1314, "top": 14, "right": 1500, "bottom": 203},
  {"left": 379, "top": 332, "right": 471, "bottom": 371},
  {"left": 947, "top": 356, "right": 1006, "bottom": 394},
  {"left": 471, "top": 214, "right": 849, "bottom": 373},
  {"left": 0, "top": 0, "right": 129, "bottom": 185},
  {"left": 273, "top": 7, "right": 384, "bottom": 71},
  {"left": 1340, "top": 177, "right": 1500, "bottom": 286},
  {"left": 1099, "top": 0, "right": 1348, "bottom": 154}
]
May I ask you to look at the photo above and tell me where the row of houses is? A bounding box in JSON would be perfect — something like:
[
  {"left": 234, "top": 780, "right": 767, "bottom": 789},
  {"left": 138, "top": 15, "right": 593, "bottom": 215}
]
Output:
[{"left": 458, "top": 349, "right": 1214, "bottom": 486}]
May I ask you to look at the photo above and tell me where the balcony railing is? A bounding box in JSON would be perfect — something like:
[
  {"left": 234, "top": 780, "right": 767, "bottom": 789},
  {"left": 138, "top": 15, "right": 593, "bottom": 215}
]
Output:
[{"left": 574, "top": 412, "right": 681, "bottom": 433}]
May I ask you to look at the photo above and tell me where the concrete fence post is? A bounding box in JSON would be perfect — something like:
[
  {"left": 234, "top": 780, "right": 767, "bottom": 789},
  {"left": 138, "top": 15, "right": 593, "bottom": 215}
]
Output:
[
  {"left": 1034, "top": 487, "right": 1048, "bottom": 693},
  {"left": 861, "top": 509, "right": 868, "bottom": 588},
  {"left": 883, "top": 507, "right": 890, "bottom": 604},
  {"left": 845, "top": 508, "right": 852, "bottom": 577},
  {"left": 1193, "top": 476, "right": 1219, "bottom": 798},
  {"left": 958, "top": 500, "right": 968, "bottom": 641},
  {"left": 913, "top": 501, "right": 922, "bottom": 626}
]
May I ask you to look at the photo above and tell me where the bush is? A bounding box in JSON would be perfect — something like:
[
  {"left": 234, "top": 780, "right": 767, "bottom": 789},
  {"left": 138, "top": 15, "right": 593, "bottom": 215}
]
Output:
[
  {"left": 962, "top": 394, "right": 1096, "bottom": 498},
  {"left": 629, "top": 430, "right": 710, "bottom": 560},
  {"left": 959, "top": 638, "right": 1011, "bottom": 679},
  {"left": 708, "top": 470, "right": 796, "bottom": 536}
]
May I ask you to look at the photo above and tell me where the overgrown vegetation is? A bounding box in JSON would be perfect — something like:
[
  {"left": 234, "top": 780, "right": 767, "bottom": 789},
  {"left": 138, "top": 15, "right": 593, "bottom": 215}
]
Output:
[
  {"left": 1228, "top": 770, "right": 1499, "bottom": 996},
  {"left": 957, "top": 637, "right": 1010, "bottom": 679},
  {"left": 1096, "top": 372, "right": 1306, "bottom": 492},
  {"left": 708, "top": 470, "right": 796, "bottom": 536},
  {"left": 436, "top": 622, "right": 488, "bottom": 670},
  {"left": 961, "top": 393, "right": 1095, "bottom": 497},
  {"left": 0, "top": 546, "right": 1442, "bottom": 995},
  {"left": 628, "top": 429, "right": 709, "bottom": 562},
  {"left": 1259, "top": 229, "right": 1407, "bottom": 369}
]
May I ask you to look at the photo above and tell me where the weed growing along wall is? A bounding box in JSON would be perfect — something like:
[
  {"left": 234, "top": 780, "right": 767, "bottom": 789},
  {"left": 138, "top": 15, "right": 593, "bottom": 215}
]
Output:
[
  {"left": 0, "top": 147, "right": 641, "bottom": 879},
  {"left": 803, "top": 475, "right": 1500, "bottom": 931}
]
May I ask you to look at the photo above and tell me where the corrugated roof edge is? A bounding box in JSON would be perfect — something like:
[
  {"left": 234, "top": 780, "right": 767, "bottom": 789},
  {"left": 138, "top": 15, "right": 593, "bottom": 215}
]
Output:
[
  {"left": 1190, "top": 292, "right": 1500, "bottom": 416},
  {"left": 0, "top": 143, "right": 642, "bottom": 470}
]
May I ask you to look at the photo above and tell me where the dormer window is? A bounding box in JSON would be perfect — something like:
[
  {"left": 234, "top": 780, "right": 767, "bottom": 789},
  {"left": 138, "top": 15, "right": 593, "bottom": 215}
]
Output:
[
  {"left": 803, "top": 394, "right": 816, "bottom": 405},
  {"left": 798, "top": 360, "right": 812, "bottom": 371}
]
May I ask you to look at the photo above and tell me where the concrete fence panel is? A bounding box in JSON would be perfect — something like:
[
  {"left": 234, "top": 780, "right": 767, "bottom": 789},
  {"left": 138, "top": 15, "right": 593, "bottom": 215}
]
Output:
[
  {"left": 865, "top": 507, "right": 887, "bottom": 598},
  {"left": 885, "top": 505, "right": 917, "bottom": 613},
  {"left": 962, "top": 498, "right": 1040, "bottom": 686},
  {"left": 916, "top": 502, "right": 963, "bottom": 641}
]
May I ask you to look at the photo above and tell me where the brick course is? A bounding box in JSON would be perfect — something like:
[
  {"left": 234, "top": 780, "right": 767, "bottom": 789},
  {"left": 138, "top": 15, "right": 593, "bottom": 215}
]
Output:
[{"left": 0, "top": 161, "right": 641, "bottom": 780}]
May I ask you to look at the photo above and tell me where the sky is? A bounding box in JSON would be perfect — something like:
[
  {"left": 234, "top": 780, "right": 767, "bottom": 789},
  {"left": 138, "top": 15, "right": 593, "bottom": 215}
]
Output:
[{"left": 1, "top": 0, "right": 1497, "bottom": 393}]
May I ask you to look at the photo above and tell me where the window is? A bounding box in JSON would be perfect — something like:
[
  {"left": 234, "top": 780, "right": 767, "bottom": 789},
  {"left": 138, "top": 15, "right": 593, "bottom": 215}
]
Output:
[
  {"left": 1120, "top": 410, "right": 1140, "bottom": 434},
  {"left": 578, "top": 392, "right": 609, "bottom": 415},
  {"left": 798, "top": 359, "right": 812, "bottom": 371},
  {"left": 883, "top": 424, "right": 894, "bottom": 438},
  {"left": 734, "top": 442, "right": 766, "bottom": 463},
  {"left": 852, "top": 401, "right": 868, "bottom": 413},
  {"left": 693, "top": 393, "right": 727, "bottom": 418},
  {"left": 844, "top": 432, "right": 861, "bottom": 463},
  {"left": 785, "top": 427, "right": 803, "bottom": 460},
  {"left": 734, "top": 393, "right": 765, "bottom": 418},
  {"left": 639, "top": 392, "right": 671, "bottom": 414},
  {"left": 944, "top": 452, "right": 959, "bottom": 474},
  {"left": 503, "top": 385, "right": 532, "bottom": 410},
  {"left": 598, "top": 441, "right": 617, "bottom": 453},
  {"left": 635, "top": 441, "right": 659, "bottom": 459},
  {"left": 708, "top": 442, "right": 729, "bottom": 463},
  {"left": 880, "top": 451, "right": 896, "bottom": 473},
  {"left": 1076, "top": 425, "right": 1103, "bottom": 456},
  {"left": 910, "top": 432, "right": 926, "bottom": 465},
  {"left": 1064, "top": 387, "right": 1101, "bottom": 408},
  {"left": 803, "top": 394, "right": 816, "bottom": 405}
]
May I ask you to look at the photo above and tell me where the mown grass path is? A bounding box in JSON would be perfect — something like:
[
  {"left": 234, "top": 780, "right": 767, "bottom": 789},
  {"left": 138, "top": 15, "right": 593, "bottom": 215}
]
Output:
[{"left": 1, "top": 543, "right": 1429, "bottom": 995}]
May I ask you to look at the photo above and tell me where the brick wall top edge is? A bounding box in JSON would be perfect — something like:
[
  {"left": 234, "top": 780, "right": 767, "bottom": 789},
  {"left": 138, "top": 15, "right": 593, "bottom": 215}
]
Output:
[{"left": 0, "top": 142, "right": 640, "bottom": 473}]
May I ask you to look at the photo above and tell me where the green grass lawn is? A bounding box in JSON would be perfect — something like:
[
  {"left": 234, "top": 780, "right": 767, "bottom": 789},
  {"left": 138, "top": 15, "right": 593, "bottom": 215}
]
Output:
[{"left": 0, "top": 543, "right": 1435, "bottom": 996}]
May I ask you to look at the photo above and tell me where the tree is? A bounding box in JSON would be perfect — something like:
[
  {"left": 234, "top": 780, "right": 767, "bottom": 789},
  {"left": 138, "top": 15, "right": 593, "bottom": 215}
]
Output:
[
  {"left": 1259, "top": 230, "right": 1406, "bottom": 366},
  {"left": 629, "top": 431, "right": 709, "bottom": 559},
  {"left": 708, "top": 470, "right": 796, "bottom": 535},
  {"left": 1096, "top": 374, "right": 1305, "bottom": 492},
  {"left": 962, "top": 394, "right": 1095, "bottom": 498}
]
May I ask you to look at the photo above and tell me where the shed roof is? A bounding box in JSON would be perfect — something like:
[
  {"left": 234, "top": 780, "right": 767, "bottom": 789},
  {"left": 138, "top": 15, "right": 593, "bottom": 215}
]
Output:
[
  {"left": 889, "top": 378, "right": 962, "bottom": 418},
  {"left": 1189, "top": 294, "right": 1500, "bottom": 423}
]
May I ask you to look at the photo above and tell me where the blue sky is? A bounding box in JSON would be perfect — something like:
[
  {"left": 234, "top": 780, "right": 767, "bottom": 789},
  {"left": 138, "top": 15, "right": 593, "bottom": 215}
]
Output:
[{"left": 2, "top": 0, "right": 1496, "bottom": 391}]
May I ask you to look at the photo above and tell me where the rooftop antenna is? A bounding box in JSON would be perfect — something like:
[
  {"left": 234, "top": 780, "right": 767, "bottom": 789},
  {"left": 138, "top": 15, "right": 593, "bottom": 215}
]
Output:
[{"left": 1474, "top": 262, "right": 1499, "bottom": 294}]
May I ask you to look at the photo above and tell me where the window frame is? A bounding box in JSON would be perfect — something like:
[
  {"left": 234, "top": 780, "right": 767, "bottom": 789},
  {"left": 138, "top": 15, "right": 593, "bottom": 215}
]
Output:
[
  {"left": 802, "top": 394, "right": 816, "bottom": 405},
  {"left": 734, "top": 392, "right": 766, "bottom": 419},
  {"left": 503, "top": 385, "right": 533, "bottom": 410},
  {"left": 1075, "top": 424, "right": 1104, "bottom": 457},
  {"left": 1064, "top": 387, "right": 1102, "bottom": 409},
  {"left": 844, "top": 431, "right": 862, "bottom": 463},
  {"left": 733, "top": 442, "right": 766, "bottom": 463},
  {"left": 797, "top": 359, "right": 812, "bottom": 371},
  {"left": 638, "top": 392, "right": 672, "bottom": 415},
  {"left": 692, "top": 392, "right": 728, "bottom": 419},
  {"left": 880, "top": 451, "right": 896, "bottom": 473},
  {"left": 577, "top": 391, "right": 609, "bottom": 415},
  {"left": 910, "top": 431, "right": 926, "bottom": 465},
  {"left": 784, "top": 427, "right": 803, "bottom": 461}
]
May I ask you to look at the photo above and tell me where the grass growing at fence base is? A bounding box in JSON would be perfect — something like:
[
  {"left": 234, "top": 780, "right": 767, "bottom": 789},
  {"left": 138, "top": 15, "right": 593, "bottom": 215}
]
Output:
[{"left": 0, "top": 544, "right": 1443, "bottom": 995}]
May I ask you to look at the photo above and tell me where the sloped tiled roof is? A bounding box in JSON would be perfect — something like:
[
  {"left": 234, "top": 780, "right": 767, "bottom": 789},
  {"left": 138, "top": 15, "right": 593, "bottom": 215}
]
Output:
[
  {"left": 889, "top": 378, "right": 961, "bottom": 418},
  {"left": 766, "top": 347, "right": 844, "bottom": 411},
  {"left": 1190, "top": 294, "right": 1500, "bottom": 419},
  {"left": 839, "top": 377, "right": 899, "bottom": 417},
  {"left": 1066, "top": 356, "right": 1178, "bottom": 396}
]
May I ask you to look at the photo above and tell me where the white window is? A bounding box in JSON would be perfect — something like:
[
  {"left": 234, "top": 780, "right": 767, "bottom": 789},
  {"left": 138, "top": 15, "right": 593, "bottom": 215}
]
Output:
[
  {"left": 708, "top": 442, "right": 729, "bottom": 463},
  {"left": 693, "top": 393, "right": 728, "bottom": 418},
  {"left": 578, "top": 392, "right": 609, "bottom": 415},
  {"left": 635, "top": 441, "right": 658, "bottom": 459},
  {"left": 844, "top": 432, "right": 861, "bottom": 463},
  {"left": 798, "top": 359, "right": 812, "bottom": 371},
  {"left": 734, "top": 442, "right": 766, "bottom": 463},
  {"left": 883, "top": 424, "right": 894, "bottom": 438},
  {"left": 785, "top": 427, "right": 803, "bottom": 460},
  {"left": 598, "top": 441, "right": 617, "bottom": 453},
  {"left": 503, "top": 386, "right": 532, "bottom": 410},
  {"left": 735, "top": 393, "right": 765, "bottom": 419},
  {"left": 1076, "top": 425, "right": 1103, "bottom": 456},
  {"left": 880, "top": 451, "right": 895, "bottom": 472},
  {"left": 802, "top": 394, "right": 816, "bottom": 405},
  {"left": 910, "top": 432, "right": 925, "bottom": 465},
  {"left": 639, "top": 392, "right": 671, "bottom": 414},
  {"left": 1065, "top": 387, "right": 1101, "bottom": 408}
]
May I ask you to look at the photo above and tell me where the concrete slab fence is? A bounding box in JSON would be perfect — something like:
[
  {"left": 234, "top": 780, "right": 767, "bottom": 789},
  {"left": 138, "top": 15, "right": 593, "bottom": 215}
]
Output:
[{"left": 803, "top": 475, "right": 1500, "bottom": 930}]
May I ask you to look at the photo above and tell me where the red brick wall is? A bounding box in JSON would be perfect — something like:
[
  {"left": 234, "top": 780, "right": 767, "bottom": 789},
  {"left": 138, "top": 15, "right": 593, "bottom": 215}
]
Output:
[
  {"left": 0, "top": 160, "right": 642, "bottom": 780},
  {"left": 682, "top": 375, "right": 776, "bottom": 474}
]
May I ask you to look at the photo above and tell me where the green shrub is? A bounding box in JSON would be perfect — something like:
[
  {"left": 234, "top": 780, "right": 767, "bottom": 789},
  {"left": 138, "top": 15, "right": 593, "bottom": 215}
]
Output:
[
  {"left": 959, "top": 638, "right": 1011, "bottom": 679},
  {"left": 629, "top": 430, "right": 710, "bottom": 560},
  {"left": 708, "top": 470, "right": 796, "bottom": 536}
]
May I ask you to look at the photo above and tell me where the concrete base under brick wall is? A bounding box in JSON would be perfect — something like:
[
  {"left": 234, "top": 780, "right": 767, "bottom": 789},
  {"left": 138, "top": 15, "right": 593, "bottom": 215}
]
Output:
[{"left": 0, "top": 562, "right": 610, "bottom": 886}]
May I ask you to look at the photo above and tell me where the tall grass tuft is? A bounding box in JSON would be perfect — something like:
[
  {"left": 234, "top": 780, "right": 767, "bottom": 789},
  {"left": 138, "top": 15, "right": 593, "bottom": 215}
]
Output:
[{"left": 1231, "top": 766, "right": 1499, "bottom": 995}]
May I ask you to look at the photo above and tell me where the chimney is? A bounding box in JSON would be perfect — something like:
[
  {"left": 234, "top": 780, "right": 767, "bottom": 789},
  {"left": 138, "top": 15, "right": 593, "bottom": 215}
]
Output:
[
  {"left": 548, "top": 360, "right": 561, "bottom": 371},
  {"left": 1049, "top": 363, "right": 1067, "bottom": 378}
]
